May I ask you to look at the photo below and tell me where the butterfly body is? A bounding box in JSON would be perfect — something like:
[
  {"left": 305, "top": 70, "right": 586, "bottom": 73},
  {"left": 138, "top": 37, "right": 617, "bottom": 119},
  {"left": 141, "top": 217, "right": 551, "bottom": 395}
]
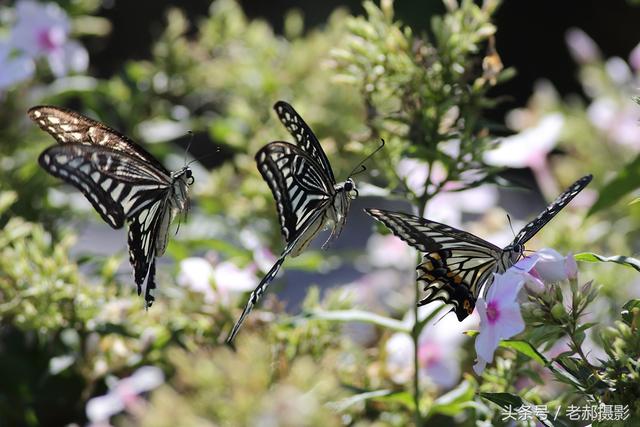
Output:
[
  {"left": 366, "top": 174, "right": 592, "bottom": 321},
  {"left": 226, "top": 102, "right": 359, "bottom": 343},
  {"left": 30, "top": 105, "right": 194, "bottom": 306}
]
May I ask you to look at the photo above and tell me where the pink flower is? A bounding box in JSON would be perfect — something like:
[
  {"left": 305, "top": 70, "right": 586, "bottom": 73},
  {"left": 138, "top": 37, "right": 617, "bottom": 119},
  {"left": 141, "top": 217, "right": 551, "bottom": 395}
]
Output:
[
  {"left": 473, "top": 271, "right": 525, "bottom": 374},
  {"left": 565, "top": 28, "right": 600, "bottom": 64},
  {"left": 86, "top": 366, "right": 164, "bottom": 424},
  {"left": 386, "top": 305, "right": 477, "bottom": 388},
  {"left": 510, "top": 249, "right": 578, "bottom": 294},
  {"left": 9, "top": 1, "right": 88, "bottom": 77},
  {"left": 0, "top": 40, "right": 34, "bottom": 90}
]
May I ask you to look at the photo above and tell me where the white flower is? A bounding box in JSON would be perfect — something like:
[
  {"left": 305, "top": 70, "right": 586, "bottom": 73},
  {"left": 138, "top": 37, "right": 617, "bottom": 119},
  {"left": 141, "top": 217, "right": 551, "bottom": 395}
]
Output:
[
  {"left": 366, "top": 233, "right": 415, "bottom": 270},
  {"left": 473, "top": 271, "right": 525, "bottom": 374},
  {"left": 531, "top": 248, "right": 578, "bottom": 283},
  {"left": 484, "top": 113, "right": 564, "bottom": 169},
  {"left": 0, "top": 40, "right": 34, "bottom": 90},
  {"left": 9, "top": 1, "right": 88, "bottom": 76},
  {"left": 178, "top": 257, "right": 258, "bottom": 304},
  {"left": 425, "top": 184, "right": 498, "bottom": 228},
  {"left": 86, "top": 366, "right": 164, "bottom": 423},
  {"left": 177, "top": 257, "right": 216, "bottom": 303}
]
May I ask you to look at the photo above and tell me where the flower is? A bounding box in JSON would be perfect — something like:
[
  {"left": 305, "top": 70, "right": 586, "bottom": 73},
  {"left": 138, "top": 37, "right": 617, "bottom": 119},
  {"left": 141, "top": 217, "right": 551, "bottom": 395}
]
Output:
[
  {"left": 0, "top": 40, "right": 34, "bottom": 90},
  {"left": 386, "top": 304, "right": 477, "bottom": 388},
  {"left": 9, "top": 1, "right": 88, "bottom": 77},
  {"left": 178, "top": 256, "right": 258, "bottom": 304},
  {"left": 86, "top": 366, "right": 164, "bottom": 424},
  {"left": 565, "top": 28, "right": 600, "bottom": 64},
  {"left": 473, "top": 271, "right": 526, "bottom": 374},
  {"left": 510, "top": 249, "right": 577, "bottom": 294},
  {"left": 484, "top": 113, "right": 564, "bottom": 170},
  {"left": 366, "top": 233, "right": 416, "bottom": 270}
]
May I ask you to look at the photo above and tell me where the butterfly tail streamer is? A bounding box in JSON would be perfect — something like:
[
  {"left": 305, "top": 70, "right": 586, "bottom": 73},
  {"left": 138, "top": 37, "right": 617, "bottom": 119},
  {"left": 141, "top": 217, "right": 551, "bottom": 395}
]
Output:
[{"left": 226, "top": 252, "right": 288, "bottom": 344}]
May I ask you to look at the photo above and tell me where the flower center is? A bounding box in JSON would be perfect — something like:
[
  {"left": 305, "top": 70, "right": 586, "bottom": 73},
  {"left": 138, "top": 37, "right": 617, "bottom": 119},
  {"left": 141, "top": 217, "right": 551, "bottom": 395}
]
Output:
[
  {"left": 486, "top": 300, "right": 500, "bottom": 324},
  {"left": 417, "top": 340, "right": 442, "bottom": 369},
  {"left": 37, "top": 27, "right": 65, "bottom": 52}
]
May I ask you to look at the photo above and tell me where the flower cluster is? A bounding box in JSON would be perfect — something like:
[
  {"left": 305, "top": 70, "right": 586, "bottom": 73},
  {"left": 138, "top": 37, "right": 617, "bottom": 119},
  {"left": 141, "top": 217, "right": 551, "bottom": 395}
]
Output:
[
  {"left": 473, "top": 249, "right": 577, "bottom": 374},
  {"left": 0, "top": 1, "right": 88, "bottom": 92}
]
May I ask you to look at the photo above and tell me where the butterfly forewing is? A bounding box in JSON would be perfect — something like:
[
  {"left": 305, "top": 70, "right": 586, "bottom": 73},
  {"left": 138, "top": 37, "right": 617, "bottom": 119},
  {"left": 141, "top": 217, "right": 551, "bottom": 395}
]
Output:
[
  {"left": 273, "top": 101, "right": 336, "bottom": 183},
  {"left": 512, "top": 174, "right": 593, "bottom": 246},
  {"left": 256, "top": 141, "right": 333, "bottom": 244},
  {"left": 28, "top": 105, "right": 169, "bottom": 174}
]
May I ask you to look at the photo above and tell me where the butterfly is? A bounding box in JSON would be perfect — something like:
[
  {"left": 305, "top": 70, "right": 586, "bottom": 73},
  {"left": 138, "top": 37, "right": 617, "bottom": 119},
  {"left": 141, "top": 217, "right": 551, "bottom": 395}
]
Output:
[
  {"left": 29, "top": 105, "right": 194, "bottom": 307},
  {"left": 226, "top": 101, "right": 384, "bottom": 343},
  {"left": 365, "top": 174, "right": 592, "bottom": 321}
]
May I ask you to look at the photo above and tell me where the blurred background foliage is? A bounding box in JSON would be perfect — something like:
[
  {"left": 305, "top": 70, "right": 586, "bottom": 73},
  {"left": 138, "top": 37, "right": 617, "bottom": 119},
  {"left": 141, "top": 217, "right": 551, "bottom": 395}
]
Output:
[{"left": 2, "top": 0, "right": 640, "bottom": 425}]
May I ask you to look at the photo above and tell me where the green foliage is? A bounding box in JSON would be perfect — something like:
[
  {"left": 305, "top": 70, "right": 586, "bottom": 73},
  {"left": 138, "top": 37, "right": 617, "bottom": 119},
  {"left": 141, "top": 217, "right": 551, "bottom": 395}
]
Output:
[
  {"left": 3, "top": 0, "right": 640, "bottom": 425},
  {"left": 331, "top": 0, "right": 510, "bottom": 205}
]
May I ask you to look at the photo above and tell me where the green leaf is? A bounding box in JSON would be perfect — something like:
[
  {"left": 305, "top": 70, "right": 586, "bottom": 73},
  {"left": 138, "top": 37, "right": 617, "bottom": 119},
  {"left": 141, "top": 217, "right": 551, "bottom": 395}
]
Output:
[
  {"left": 478, "top": 392, "right": 523, "bottom": 409},
  {"left": 427, "top": 380, "right": 477, "bottom": 417},
  {"left": 574, "top": 252, "right": 640, "bottom": 272},
  {"left": 500, "top": 340, "right": 548, "bottom": 366},
  {"left": 621, "top": 299, "right": 640, "bottom": 325},
  {"left": 588, "top": 154, "right": 640, "bottom": 216},
  {"left": 304, "top": 309, "right": 409, "bottom": 332}
]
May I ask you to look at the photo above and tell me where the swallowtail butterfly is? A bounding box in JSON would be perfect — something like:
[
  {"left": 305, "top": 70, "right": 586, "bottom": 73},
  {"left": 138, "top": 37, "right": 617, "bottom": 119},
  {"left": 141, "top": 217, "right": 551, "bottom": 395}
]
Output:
[
  {"left": 365, "top": 174, "right": 592, "bottom": 321},
  {"left": 29, "top": 105, "right": 194, "bottom": 306},
  {"left": 226, "top": 101, "right": 383, "bottom": 343}
]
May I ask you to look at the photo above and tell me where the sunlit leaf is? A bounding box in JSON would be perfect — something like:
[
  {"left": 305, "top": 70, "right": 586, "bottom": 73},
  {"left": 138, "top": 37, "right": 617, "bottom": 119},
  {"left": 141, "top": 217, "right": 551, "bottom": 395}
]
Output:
[{"left": 575, "top": 252, "right": 640, "bottom": 272}]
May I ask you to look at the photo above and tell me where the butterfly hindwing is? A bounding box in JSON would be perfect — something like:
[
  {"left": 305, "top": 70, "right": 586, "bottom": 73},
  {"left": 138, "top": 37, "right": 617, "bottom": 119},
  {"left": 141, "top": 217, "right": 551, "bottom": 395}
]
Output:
[
  {"left": 365, "top": 208, "right": 501, "bottom": 319},
  {"left": 513, "top": 174, "right": 593, "bottom": 246},
  {"left": 225, "top": 208, "right": 327, "bottom": 344}
]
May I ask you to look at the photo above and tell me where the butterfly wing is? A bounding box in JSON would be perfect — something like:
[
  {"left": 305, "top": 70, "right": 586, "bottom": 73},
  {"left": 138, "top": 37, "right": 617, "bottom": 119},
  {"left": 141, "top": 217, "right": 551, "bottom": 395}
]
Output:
[
  {"left": 226, "top": 206, "right": 328, "bottom": 344},
  {"left": 39, "top": 143, "right": 174, "bottom": 305},
  {"left": 227, "top": 140, "right": 338, "bottom": 342},
  {"left": 28, "top": 105, "right": 169, "bottom": 175},
  {"left": 273, "top": 101, "right": 336, "bottom": 183},
  {"left": 127, "top": 197, "right": 173, "bottom": 305},
  {"left": 256, "top": 141, "right": 334, "bottom": 249},
  {"left": 512, "top": 174, "right": 592, "bottom": 246},
  {"left": 365, "top": 208, "right": 503, "bottom": 320}
]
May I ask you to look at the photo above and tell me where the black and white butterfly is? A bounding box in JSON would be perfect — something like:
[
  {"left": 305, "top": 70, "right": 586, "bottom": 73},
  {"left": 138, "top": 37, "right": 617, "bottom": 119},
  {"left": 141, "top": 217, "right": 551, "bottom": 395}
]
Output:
[
  {"left": 365, "top": 174, "right": 592, "bottom": 321},
  {"left": 29, "top": 105, "right": 194, "bottom": 307},
  {"left": 226, "top": 101, "right": 383, "bottom": 343}
]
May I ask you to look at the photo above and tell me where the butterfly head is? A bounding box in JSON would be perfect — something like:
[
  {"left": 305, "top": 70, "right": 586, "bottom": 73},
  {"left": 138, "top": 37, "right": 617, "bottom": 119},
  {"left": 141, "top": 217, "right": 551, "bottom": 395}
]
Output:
[
  {"left": 505, "top": 242, "right": 524, "bottom": 264},
  {"left": 173, "top": 166, "right": 194, "bottom": 185},
  {"left": 342, "top": 178, "right": 358, "bottom": 199}
]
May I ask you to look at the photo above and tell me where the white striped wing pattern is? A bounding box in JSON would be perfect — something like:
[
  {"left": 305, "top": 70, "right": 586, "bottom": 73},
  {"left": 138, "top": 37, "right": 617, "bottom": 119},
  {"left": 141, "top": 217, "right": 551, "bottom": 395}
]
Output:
[
  {"left": 226, "top": 101, "right": 356, "bottom": 343},
  {"left": 365, "top": 174, "right": 592, "bottom": 321},
  {"left": 30, "top": 105, "right": 193, "bottom": 306}
]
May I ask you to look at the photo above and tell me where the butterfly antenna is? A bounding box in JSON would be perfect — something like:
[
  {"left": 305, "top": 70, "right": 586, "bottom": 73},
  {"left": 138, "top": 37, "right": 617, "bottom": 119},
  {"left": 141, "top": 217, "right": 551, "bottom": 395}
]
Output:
[
  {"left": 347, "top": 138, "right": 385, "bottom": 178},
  {"left": 183, "top": 130, "right": 194, "bottom": 166},
  {"left": 187, "top": 146, "right": 222, "bottom": 167},
  {"left": 506, "top": 214, "right": 516, "bottom": 238}
]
